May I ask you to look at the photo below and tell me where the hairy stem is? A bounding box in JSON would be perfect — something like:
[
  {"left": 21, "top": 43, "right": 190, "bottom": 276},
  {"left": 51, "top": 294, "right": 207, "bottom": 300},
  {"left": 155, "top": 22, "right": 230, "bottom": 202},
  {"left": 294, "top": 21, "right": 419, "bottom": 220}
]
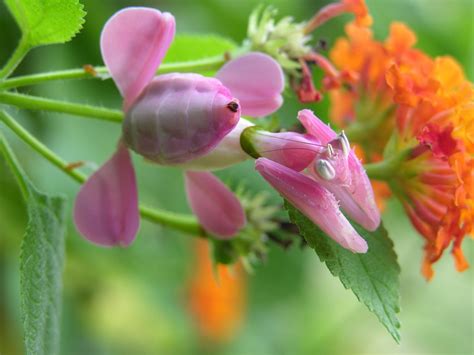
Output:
[
  {"left": 0, "top": 37, "right": 30, "bottom": 80},
  {"left": 0, "top": 53, "right": 231, "bottom": 90},
  {"left": 0, "top": 110, "right": 203, "bottom": 236},
  {"left": 0, "top": 92, "right": 123, "bottom": 122}
]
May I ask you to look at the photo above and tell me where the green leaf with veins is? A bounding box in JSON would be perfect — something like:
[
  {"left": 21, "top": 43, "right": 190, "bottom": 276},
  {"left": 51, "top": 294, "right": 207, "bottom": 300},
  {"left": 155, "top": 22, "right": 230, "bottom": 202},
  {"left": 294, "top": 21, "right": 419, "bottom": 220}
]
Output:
[
  {"left": 0, "top": 131, "right": 66, "bottom": 355},
  {"left": 285, "top": 201, "right": 401, "bottom": 343},
  {"left": 5, "top": 0, "right": 86, "bottom": 47}
]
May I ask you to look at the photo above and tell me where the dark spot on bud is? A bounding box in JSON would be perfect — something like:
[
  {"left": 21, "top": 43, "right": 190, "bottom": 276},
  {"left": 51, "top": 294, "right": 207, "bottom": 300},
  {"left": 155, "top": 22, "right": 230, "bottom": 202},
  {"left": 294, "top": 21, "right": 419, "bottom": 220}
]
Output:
[{"left": 227, "top": 101, "right": 239, "bottom": 113}]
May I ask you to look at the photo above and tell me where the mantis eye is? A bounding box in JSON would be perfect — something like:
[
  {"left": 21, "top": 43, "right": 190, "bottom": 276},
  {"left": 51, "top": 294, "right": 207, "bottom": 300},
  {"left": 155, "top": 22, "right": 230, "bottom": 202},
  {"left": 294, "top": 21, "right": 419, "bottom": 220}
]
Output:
[{"left": 315, "top": 159, "right": 336, "bottom": 180}]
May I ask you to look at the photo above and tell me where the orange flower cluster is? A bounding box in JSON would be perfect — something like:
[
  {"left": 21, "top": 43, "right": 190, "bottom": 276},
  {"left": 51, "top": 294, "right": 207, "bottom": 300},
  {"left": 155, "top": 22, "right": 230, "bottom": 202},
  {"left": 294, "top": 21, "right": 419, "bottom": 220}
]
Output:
[
  {"left": 327, "top": 19, "right": 473, "bottom": 279},
  {"left": 187, "top": 240, "right": 246, "bottom": 343}
]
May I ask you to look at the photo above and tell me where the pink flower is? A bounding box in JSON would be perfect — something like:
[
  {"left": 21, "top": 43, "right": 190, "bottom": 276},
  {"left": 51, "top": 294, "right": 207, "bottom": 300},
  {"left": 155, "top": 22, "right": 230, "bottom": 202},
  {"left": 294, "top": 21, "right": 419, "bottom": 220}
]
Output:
[
  {"left": 246, "top": 110, "right": 380, "bottom": 252},
  {"left": 74, "top": 7, "right": 285, "bottom": 246}
]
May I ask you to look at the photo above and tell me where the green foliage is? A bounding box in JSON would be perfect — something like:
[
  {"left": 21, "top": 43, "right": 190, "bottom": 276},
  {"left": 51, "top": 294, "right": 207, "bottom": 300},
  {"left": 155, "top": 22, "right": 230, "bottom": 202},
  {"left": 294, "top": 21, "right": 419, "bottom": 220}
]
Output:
[
  {"left": 5, "top": 0, "right": 86, "bottom": 47},
  {"left": 164, "top": 34, "right": 237, "bottom": 63},
  {"left": 0, "top": 132, "right": 66, "bottom": 355},
  {"left": 285, "top": 202, "right": 401, "bottom": 342}
]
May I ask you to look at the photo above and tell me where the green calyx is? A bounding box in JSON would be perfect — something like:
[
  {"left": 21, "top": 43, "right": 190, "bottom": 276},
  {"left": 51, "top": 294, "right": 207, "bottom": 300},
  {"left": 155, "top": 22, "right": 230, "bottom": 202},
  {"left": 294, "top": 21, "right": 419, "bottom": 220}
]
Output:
[{"left": 240, "top": 126, "right": 264, "bottom": 159}]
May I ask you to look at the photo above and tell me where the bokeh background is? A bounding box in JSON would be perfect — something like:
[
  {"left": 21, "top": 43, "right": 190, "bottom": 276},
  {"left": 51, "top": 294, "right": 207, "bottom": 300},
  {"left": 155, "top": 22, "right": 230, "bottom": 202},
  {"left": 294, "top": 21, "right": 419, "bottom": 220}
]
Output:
[{"left": 0, "top": 0, "right": 473, "bottom": 354}]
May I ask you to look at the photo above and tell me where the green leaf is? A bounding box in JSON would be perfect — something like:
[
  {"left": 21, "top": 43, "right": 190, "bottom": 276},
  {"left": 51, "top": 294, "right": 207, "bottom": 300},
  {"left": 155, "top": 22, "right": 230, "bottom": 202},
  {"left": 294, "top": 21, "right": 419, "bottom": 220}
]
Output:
[
  {"left": 164, "top": 34, "right": 236, "bottom": 64},
  {"left": 5, "top": 0, "right": 86, "bottom": 47},
  {"left": 285, "top": 202, "right": 401, "bottom": 342},
  {"left": 0, "top": 132, "right": 67, "bottom": 355}
]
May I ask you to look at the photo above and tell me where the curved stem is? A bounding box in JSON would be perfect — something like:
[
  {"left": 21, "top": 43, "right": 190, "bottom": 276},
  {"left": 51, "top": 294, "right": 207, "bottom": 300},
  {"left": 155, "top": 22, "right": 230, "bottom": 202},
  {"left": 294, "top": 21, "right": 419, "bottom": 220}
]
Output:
[
  {"left": 0, "top": 92, "right": 123, "bottom": 122},
  {"left": 0, "top": 110, "right": 203, "bottom": 236},
  {"left": 0, "top": 37, "right": 31, "bottom": 80},
  {"left": 0, "top": 53, "right": 230, "bottom": 90},
  {"left": 0, "top": 131, "right": 29, "bottom": 199}
]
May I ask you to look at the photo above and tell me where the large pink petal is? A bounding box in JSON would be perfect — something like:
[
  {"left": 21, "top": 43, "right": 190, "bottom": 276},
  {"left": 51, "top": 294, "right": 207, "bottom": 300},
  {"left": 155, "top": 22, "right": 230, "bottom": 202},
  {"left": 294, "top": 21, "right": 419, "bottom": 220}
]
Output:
[
  {"left": 298, "top": 109, "right": 336, "bottom": 143},
  {"left": 100, "top": 7, "right": 176, "bottom": 108},
  {"left": 124, "top": 73, "right": 240, "bottom": 164},
  {"left": 74, "top": 143, "right": 139, "bottom": 247},
  {"left": 185, "top": 171, "right": 246, "bottom": 238},
  {"left": 216, "top": 52, "right": 284, "bottom": 117},
  {"left": 255, "top": 158, "right": 367, "bottom": 253}
]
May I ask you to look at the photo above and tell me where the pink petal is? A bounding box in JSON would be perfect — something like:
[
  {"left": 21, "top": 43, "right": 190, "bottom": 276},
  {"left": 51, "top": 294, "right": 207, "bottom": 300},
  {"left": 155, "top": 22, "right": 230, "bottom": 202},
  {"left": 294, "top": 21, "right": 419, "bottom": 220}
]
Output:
[
  {"left": 185, "top": 171, "right": 246, "bottom": 238},
  {"left": 74, "top": 143, "right": 139, "bottom": 247},
  {"left": 255, "top": 158, "right": 367, "bottom": 253},
  {"left": 100, "top": 7, "right": 176, "bottom": 108},
  {"left": 298, "top": 109, "right": 336, "bottom": 143},
  {"left": 216, "top": 52, "right": 284, "bottom": 117},
  {"left": 124, "top": 73, "right": 240, "bottom": 164},
  {"left": 240, "top": 127, "right": 322, "bottom": 171}
]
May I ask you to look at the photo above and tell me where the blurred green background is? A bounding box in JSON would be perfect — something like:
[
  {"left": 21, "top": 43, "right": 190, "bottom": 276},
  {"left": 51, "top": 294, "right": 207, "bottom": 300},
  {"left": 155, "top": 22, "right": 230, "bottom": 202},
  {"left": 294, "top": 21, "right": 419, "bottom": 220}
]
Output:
[{"left": 0, "top": 0, "right": 473, "bottom": 354}]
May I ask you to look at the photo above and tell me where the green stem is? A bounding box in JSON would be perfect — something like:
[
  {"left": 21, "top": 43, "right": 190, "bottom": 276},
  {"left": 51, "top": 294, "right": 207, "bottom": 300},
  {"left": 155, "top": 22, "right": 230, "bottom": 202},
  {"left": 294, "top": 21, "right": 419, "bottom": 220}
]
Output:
[
  {"left": 0, "top": 130, "right": 29, "bottom": 199},
  {"left": 0, "top": 53, "right": 230, "bottom": 90},
  {"left": 140, "top": 206, "right": 203, "bottom": 235},
  {"left": 0, "top": 92, "right": 123, "bottom": 122},
  {"left": 364, "top": 149, "right": 412, "bottom": 180},
  {"left": 0, "top": 110, "right": 87, "bottom": 183},
  {"left": 0, "top": 37, "right": 31, "bottom": 80},
  {"left": 0, "top": 110, "right": 203, "bottom": 236}
]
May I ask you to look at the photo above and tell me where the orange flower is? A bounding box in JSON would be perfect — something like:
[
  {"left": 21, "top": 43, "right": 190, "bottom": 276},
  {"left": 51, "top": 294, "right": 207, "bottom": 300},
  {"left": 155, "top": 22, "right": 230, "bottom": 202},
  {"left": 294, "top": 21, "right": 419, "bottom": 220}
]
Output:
[
  {"left": 327, "top": 19, "right": 473, "bottom": 278},
  {"left": 328, "top": 22, "right": 432, "bottom": 152},
  {"left": 388, "top": 59, "right": 473, "bottom": 280},
  {"left": 187, "top": 239, "right": 246, "bottom": 343}
]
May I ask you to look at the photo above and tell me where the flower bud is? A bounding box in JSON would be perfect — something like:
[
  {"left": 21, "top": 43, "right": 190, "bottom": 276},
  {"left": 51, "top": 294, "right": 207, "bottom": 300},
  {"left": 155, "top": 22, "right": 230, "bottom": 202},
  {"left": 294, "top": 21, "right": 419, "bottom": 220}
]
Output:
[
  {"left": 240, "top": 126, "right": 322, "bottom": 171},
  {"left": 123, "top": 73, "right": 241, "bottom": 165}
]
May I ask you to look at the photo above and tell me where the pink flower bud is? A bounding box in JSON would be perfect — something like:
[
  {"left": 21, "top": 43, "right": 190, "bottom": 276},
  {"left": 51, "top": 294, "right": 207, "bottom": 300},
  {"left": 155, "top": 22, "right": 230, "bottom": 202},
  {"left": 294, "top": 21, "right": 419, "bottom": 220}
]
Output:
[
  {"left": 240, "top": 126, "right": 323, "bottom": 171},
  {"left": 123, "top": 73, "right": 241, "bottom": 164}
]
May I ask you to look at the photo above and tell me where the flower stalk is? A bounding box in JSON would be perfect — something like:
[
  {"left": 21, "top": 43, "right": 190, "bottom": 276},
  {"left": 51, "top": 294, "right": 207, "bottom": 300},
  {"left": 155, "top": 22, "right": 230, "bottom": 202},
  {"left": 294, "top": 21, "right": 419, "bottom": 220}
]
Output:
[
  {"left": 0, "top": 52, "right": 242, "bottom": 90},
  {"left": 0, "top": 91, "right": 123, "bottom": 122}
]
